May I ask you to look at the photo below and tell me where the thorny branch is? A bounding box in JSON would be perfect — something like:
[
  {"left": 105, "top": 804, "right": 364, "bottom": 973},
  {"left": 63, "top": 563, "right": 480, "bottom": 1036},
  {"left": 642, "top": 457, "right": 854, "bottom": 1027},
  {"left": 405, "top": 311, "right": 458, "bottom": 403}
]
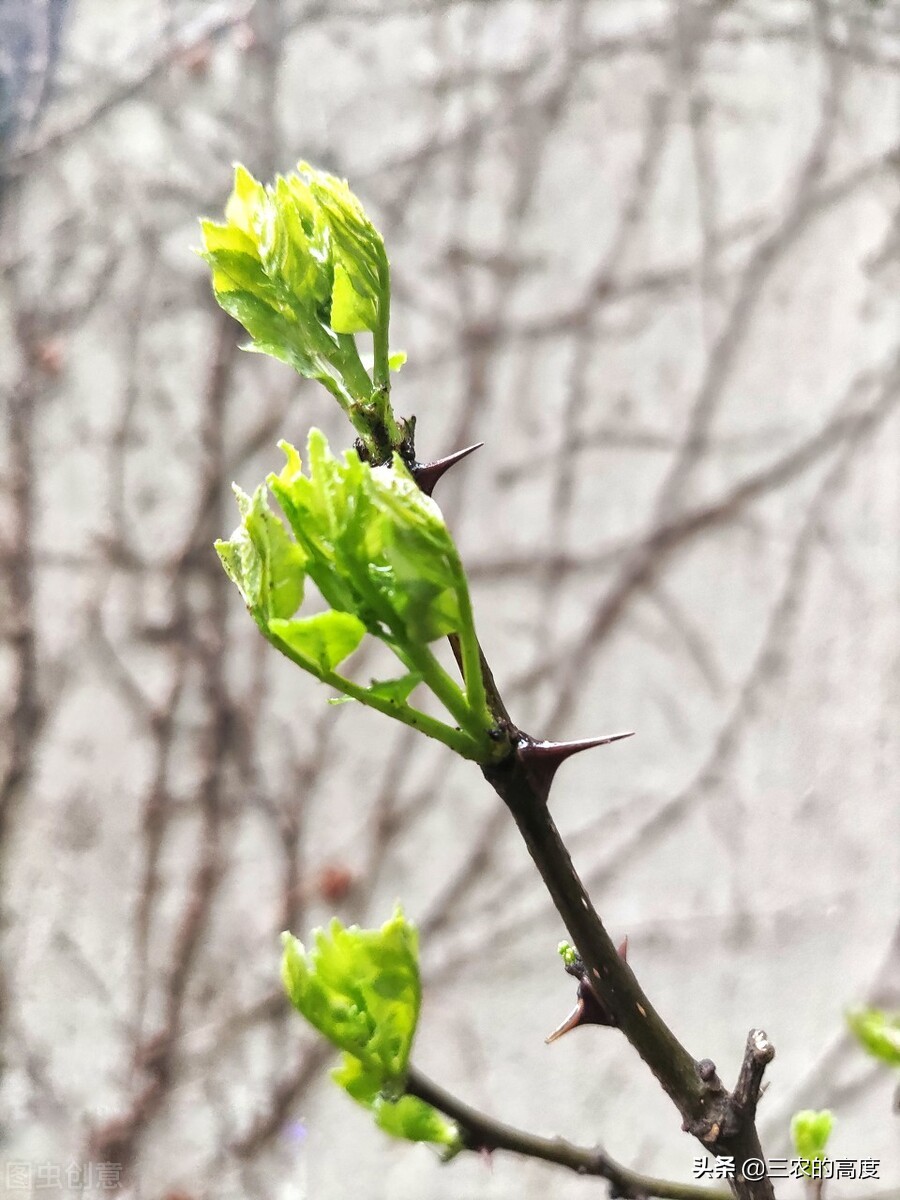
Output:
[{"left": 477, "top": 727, "right": 775, "bottom": 1200}]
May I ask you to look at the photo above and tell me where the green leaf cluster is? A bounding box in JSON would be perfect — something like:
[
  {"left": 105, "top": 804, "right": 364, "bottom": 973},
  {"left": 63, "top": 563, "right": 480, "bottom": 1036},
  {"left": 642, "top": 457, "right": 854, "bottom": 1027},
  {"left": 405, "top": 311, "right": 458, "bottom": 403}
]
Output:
[
  {"left": 281, "top": 911, "right": 459, "bottom": 1152},
  {"left": 200, "top": 163, "right": 402, "bottom": 457},
  {"left": 281, "top": 911, "right": 420, "bottom": 1083},
  {"left": 847, "top": 1008, "right": 900, "bottom": 1068},
  {"left": 557, "top": 940, "right": 578, "bottom": 967},
  {"left": 215, "top": 430, "right": 499, "bottom": 762},
  {"left": 790, "top": 1109, "right": 834, "bottom": 1174}
]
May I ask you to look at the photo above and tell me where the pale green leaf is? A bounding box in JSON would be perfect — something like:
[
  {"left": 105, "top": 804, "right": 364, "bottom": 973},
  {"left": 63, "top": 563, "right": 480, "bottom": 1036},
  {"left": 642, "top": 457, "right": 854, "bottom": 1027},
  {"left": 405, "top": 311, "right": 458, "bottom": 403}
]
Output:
[
  {"left": 366, "top": 673, "right": 423, "bottom": 704},
  {"left": 215, "top": 485, "right": 305, "bottom": 622},
  {"left": 200, "top": 162, "right": 388, "bottom": 412},
  {"left": 225, "top": 163, "right": 268, "bottom": 235},
  {"left": 269, "top": 611, "right": 366, "bottom": 673},
  {"left": 327, "top": 673, "right": 423, "bottom": 709},
  {"left": 791, "top": 1110, "right": 833, "bottom": 1172},
  {"left": 281, "top": 909, "right": 421, "bottom": 1082},
  {"left": 268, "top": 432, "right": 470, "bottom": 646},
  {"left": 333, "top": 1055, "right": 460, "bottom": 1151},
  {"left": 199, "top": 218, "right": 257, "bottom": 258},
  {"left": 848, "top": 1009, "right": 900, "bottom": 1068},
  {"left": 331, "top": 263, "right": 377, "bottom": 334}
]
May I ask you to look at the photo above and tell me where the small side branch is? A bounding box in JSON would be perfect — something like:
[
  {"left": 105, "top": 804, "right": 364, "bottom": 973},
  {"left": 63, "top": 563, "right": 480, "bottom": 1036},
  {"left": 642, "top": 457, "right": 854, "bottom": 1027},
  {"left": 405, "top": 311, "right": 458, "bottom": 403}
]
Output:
[
  {"left": 406, "top": 1066, "right": 731, "bottom": 1200},
  {"left": 730, "top": 1029, "right": 775, "bottom": 1128}
]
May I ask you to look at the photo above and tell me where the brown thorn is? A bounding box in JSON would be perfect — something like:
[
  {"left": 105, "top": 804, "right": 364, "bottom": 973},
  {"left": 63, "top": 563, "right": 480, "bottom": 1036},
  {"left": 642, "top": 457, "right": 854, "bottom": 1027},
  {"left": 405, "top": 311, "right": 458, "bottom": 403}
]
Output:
[
  {"left": 412, "top": 442, "right": 483, "bottom": 496},
  {"left": 517, "top": 731, "right": 635, "bottom": 802},
  {"left": 617, "top": 935, "right": 628, "bottom": 961},
  {"left": 545, "top": 998, "right": 586, "bottom": 1044}
]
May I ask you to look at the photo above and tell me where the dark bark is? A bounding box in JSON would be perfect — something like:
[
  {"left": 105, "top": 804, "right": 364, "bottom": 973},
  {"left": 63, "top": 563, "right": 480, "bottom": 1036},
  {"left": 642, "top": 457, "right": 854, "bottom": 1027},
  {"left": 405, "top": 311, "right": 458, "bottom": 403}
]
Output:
[
  {"left": 407, "top": 1065, "right": 733, "bottom": 1200},
  {"left": 482, "top": 736, "right": 776, "bottom": 1200}
]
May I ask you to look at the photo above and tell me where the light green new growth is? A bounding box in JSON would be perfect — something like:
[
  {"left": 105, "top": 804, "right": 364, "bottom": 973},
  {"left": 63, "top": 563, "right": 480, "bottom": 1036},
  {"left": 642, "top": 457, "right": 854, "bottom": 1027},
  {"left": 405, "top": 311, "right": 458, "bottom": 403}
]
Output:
[
  {"left": 206, "top": 162, "right": 482, "bottom": 1158},
  {"left": 281, "top": 909, "right": 420, "bottom": 1084},
  {"left": 200, "top": 162, "right": 403, "bottom": 459},
  {"left": 334, "top": 1055, "right": 459, "bottom": 1153},
  {"left": 215, "top": 429, "right": 497, "bottom": 762},
  {"left": 790, "top": 1110, "right": 834, "bottom": 1176},
  {"left": 281, "top": 910, "right": 460, "bottom": 1153},
  {"left": 557, "top": 940, "right": 578, "bottom": 967},
  {"left": 847, "top": 1008, "right": 900, "bottom": 1068}
]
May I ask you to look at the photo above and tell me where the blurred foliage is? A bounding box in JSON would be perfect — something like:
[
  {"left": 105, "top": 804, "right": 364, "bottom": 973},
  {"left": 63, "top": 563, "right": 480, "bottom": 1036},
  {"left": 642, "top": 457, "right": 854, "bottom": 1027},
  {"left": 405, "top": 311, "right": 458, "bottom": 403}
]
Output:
[{"left": 282, "top": 910, "right": 460, "bottom": 1151}]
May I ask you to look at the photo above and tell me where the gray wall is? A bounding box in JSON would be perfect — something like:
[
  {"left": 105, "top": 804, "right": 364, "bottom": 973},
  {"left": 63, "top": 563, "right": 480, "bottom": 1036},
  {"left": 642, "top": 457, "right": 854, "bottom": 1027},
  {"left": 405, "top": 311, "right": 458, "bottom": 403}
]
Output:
[{"left": 1, "top": 1, "right": 898, "bottom": 1197}]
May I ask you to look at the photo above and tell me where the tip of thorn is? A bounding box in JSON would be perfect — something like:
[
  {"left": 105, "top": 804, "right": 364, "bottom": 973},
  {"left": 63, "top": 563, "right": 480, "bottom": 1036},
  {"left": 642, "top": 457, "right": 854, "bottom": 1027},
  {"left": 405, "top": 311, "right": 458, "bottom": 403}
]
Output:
[
  {"left": 520, "top": 731, "right": 635, "bottom": 759},
  {"left": 588, "top": 724, "right": 638, "bottom": 744},
  {"left": 517, "top": 730, "right": 635, "bottom": 800},
  {"left": 544, "top": 1002, "right": 584, "bottom": 1044}
]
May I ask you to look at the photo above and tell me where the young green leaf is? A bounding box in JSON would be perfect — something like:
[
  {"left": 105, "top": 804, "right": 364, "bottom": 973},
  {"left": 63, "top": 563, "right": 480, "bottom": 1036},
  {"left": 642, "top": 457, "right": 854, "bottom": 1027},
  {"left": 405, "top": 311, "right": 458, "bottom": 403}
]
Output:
[
  {"left": 331, "top": 262, "right": 378, "bottom": 334},
  {"left": 269, "top": 611, "right": 366, "bottom": 674},
  {"left": 217, "top": 432, "right": 500, "bottom": 761},
  {"left": 847, "top": 1008, "right": 900, "bottom": 1068},
  {"left": 268, "top": 432, "right": 465, "bottom": 644},
  {"left": 281, "top": 908, "right": 421, "bottom": 1085},
  {"left": 333, "top": 1054, "right": 460, "bottom": 1152},
  {"left": 267, "top": 431, "right": 492, "bottom": 741},
  {"left": 365, "top": 673, "right": 424, "bottom": 704},
  {"left": 790, "top": 1109, "right": 833, "bottom": 1173},
  {"left": 557, "top": 940, "right": 579, "bottom": 968},
  {"left": 327, "top": 673, "right": 423, "bottom": 708},
  {"left": 301, "top": 162, "right": 387, "bottom": 330},
  {"left": 215, "top": 484, "right": 306, "bottom": 626},
  {"left": 200, "top": 162, "right": 403, "bottom": 458}
]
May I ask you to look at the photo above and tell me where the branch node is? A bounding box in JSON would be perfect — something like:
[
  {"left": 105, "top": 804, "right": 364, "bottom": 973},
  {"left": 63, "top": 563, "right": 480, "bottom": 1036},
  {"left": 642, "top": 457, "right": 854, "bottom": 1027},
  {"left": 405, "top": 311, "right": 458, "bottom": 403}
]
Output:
[
  {"left": 545, "top": 939, "right": 630, "bottom": 1041},
  {"left": 697, "top": 1058, "right": 719, "bottom": 1084}
]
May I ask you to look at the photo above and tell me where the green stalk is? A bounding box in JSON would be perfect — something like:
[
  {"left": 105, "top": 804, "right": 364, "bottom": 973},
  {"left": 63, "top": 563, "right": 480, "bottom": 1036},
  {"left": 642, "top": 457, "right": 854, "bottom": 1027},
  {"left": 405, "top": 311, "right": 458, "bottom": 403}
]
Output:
[
  {"left": 335, "top": 333, "right": 374, "bottom": 402},
  {"left": 337, "top": 555, "right": 485, "bottom": 747},
  {"left": 397, "top": 641, "right": 487, "bottom": 748},
  {"left": 263, "top": 626, "right": 481, "bottom": 758},
  {"left": 372, "top": 249, "right": 391, "bottom": 396},
  {"left": 324, "top": 669, "right": 482, "bottom": 760},
  {"left": 449, "top": 550, "right": 489, "bottom": 730}
]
